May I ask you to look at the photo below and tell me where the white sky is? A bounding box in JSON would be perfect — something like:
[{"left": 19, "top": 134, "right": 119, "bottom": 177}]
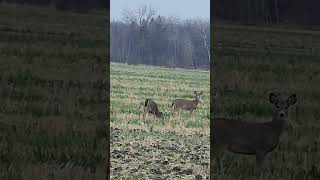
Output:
[{"left": 110, "top": 0, "right": 210, "bottom": 21}]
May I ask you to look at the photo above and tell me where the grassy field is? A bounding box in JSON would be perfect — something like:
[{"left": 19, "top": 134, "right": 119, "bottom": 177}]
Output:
[
  {"left": 0, "top": 4, "right": 107, "bottom": 180},
  {"left": 110, "top": 63, "right": 210, "bottom": 179},
  {"left": 211, "top": 23, "right": 320, "bottom": 179}
]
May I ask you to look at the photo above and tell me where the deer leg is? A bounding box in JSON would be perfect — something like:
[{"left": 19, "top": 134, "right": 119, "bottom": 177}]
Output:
[
  {"left": 256, "top": 151, "right": 267, "bottom": 176},
  {"left": 171, "top": 109, "right": 175, "bottom": 117},
  {"left": 161, "top": 117, "right": 165, "bottom": 125},
  {"left": 144, "top": 111, "right": 149, "bottom": 125},
  {"left": 212, "top": 143, "right": 224, "bottom": 174},
  {"left": 143, "top": 109, "right": 147, "bottom": 122},
  {"left": 216, "top": 157, "right": 222, "bottom": 173},
  {"left": 212, "top": 152, "right": 223, "bottom": 174},
  {"left": 145, "top": 113, "right": 150, "bottom": 126}
]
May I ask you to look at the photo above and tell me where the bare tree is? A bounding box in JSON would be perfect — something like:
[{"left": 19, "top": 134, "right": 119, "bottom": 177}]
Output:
[
  {"left": 122, "top": 5, "right": 157, "bottom": 27},
  {"left": 110, "top": 6, "right": 210, "bottom": 69},
  {"left": 197, "top": 21, "right": 210, "bottom": 64}
]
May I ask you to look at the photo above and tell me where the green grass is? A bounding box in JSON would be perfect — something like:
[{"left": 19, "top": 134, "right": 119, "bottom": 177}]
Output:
[
  {"left": 110, "top": 63, "right": 210, "bottom": 178},
  {"left": 212, "top": 23, "right": 320, "bottom": 179},
  {"left": 0, "top": 3, "right": 107, "bottom": 180},
  {"left": 111, "top": 63, "right": 210, "bottom": 129}
]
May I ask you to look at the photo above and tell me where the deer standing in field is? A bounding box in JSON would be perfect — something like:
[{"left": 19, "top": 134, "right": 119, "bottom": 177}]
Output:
[
  {"left": 211, "top": 92, "right": 297, "bottom": 175},
  {"left": 171, "top": 91, "right": 203, "bottom": 116},
  {"left": 143, "top": 98, "right": 163, "bottom": 124}
]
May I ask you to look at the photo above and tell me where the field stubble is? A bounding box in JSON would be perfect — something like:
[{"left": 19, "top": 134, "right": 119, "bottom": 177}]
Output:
[
  {"left": 0, "top": 4, "right": 107, "bottom": 180},
  {"left": 111, "top": 63, "right": 210, "bottom": 179}
]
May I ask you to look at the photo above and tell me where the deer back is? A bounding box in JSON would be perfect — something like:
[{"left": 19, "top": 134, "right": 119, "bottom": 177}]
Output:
[{"left": 172, "top": 99, "right": 199, "bottom": 110}]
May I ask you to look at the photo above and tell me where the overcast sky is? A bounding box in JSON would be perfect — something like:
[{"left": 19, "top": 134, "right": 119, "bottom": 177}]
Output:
[{"left": 110, "top": 0, "right": 210, "bottom": 21}]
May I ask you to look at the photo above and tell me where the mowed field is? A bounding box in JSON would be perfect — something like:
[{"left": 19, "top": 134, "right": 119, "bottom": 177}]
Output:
[
  {"left": 212, "top": 23, "right": 320, "bottom": 179},
  {"left": 110, "top": 63, "right": 210, "bottom": 179},
  {"left": 0, "top": 4, "right": 107, "bottom": 180}
]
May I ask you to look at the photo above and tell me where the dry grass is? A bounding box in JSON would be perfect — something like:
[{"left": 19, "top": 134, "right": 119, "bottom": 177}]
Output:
[{"left": 110, "top": 63, "right": 210, "bottom": 179}]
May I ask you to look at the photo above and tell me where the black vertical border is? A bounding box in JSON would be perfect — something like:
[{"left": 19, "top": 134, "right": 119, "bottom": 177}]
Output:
[
  {"left": 106, "top": 0, "right": 111, "bottom": 179},
  {"left": 209, "top": 0, "right": 215, "bottom": 177}
]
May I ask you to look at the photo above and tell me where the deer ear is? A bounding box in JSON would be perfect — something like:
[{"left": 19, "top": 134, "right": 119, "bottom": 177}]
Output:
[
  {"left": 269, "top": 92, "right": 278, "bottom": 105},
  {"left": 287, "top": 94, "right": 297, "bottom": 105}
]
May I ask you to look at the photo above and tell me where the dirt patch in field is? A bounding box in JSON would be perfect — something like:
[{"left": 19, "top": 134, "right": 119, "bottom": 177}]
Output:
[{"left": 110, "top": 127, "right": 209, "bottom": 179}]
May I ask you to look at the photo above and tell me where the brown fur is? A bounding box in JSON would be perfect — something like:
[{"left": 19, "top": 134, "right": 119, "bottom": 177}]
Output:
[
  {"left": 143, "top": 98, "right": 163, "bottom": 124},
  {"left": 211, "top": 92, "right": 297, "bottom": 175},
  {"left": 171, "top": 91, "right": 203, "bottom": 116}
]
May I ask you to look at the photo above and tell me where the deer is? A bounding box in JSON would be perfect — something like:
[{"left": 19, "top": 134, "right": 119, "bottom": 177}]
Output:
[
  {"left": 211, "top": 92, "right": 297, "bottom": 175},
  {"left": 143, "top": 98, "right": 163, "bottom": 124},
  {"left": 171, "top": 91, "right": 203, "bottom": 116}
]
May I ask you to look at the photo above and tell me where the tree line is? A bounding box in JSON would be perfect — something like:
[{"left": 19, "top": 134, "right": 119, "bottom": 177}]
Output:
[
  {"left": 213, "top": 0, "right": 320, "bottom": 25},
  {"left": 111, "top": 6, "right": 210, "bottom": 70},
  {"left": 0, "top": 0, "right": 108, "bottom": 12}
]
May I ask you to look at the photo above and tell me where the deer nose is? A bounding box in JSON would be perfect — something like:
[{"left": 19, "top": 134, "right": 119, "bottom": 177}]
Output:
[{"left": 279, "top": 112, "right": 285, "bottom": 117}]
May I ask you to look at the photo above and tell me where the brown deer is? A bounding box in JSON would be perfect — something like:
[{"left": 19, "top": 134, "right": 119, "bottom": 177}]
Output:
[
  {"left": 211, "top": 92, "right": 297, "bottom": 175},
  {"left": 143, "top": 98, "right": 163, "bottom": 124},
  {"left": 171, "top": 91, "right": 203, "bottom": 116}
]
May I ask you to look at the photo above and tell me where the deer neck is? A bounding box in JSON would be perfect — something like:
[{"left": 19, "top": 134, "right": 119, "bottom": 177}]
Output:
[
  {"left": 194, "top": 98, "right": 200, "bottom": 105},
  {"left": 270, "top": 117, "right": 286, "bottom": 136}
]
